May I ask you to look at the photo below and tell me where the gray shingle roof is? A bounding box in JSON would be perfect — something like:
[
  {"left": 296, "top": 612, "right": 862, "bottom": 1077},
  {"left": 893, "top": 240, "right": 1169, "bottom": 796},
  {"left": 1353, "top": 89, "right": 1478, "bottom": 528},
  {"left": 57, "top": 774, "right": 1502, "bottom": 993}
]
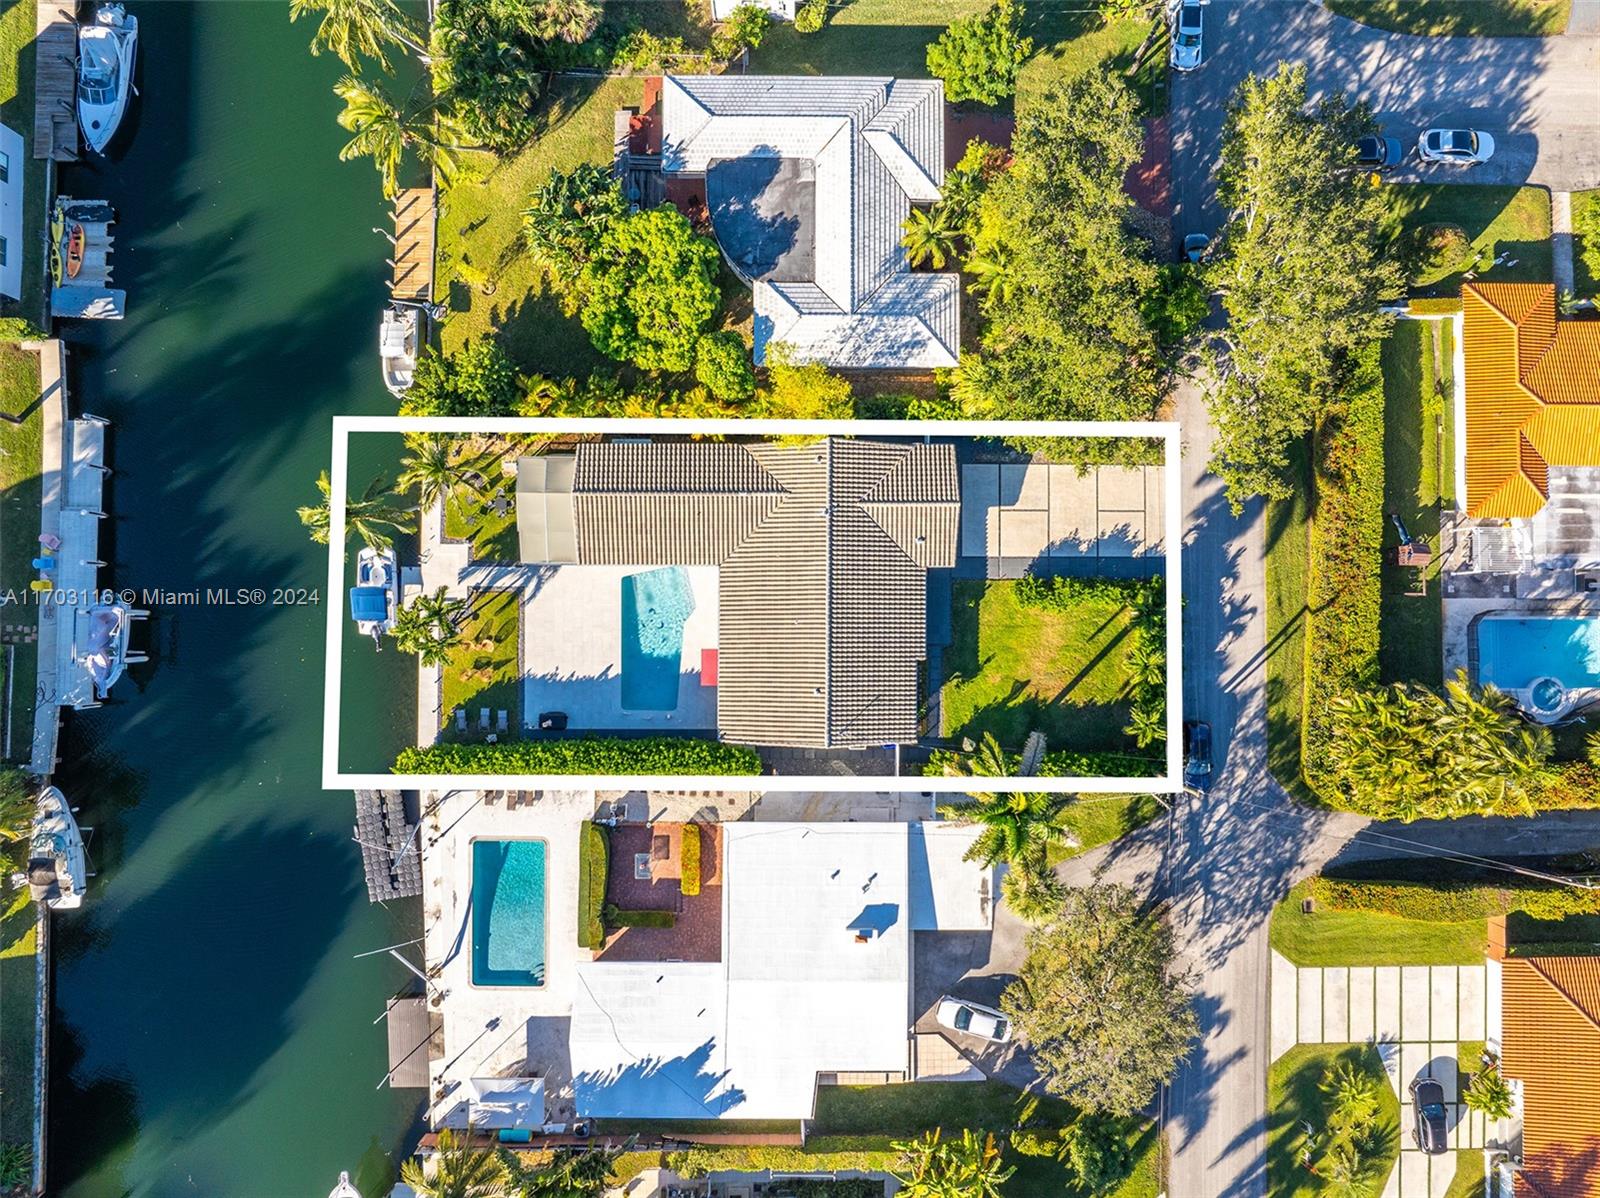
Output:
[
  {"left": 562, "top": 438, "right": 959, "bottom": 748},
  {"left": 662, "top": 75, "right": 959, "bottom": 370}
]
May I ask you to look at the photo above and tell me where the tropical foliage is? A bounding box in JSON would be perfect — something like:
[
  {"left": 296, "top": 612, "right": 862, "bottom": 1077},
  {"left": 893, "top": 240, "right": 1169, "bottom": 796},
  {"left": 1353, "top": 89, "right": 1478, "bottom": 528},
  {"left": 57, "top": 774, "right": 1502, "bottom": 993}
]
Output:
[
  {"left": 901, "top": 205, "right": 960, "bottom": 269},
  {"left": 1205, "top": 65, "right": 1401, "bottom": 506},
  {"left": 939, "top": 788, "right": 1070, "bottom": 871},
  {"left": 399, "top": 1129, "right": 508, "bottom": 1198},
  {"left": 334, "top": 75, "right": 463, "bottom": 198},
  {"left": 693, "top": 331, "right": 755, "bottom": 400},
  {"left": 754, "top": 344, "right": 854, "bottom": 420},
  {"left": 390, "top": 588, "right": 466, "bottom": 667},
  {"left": 0, "top": 769, "right": 32, "bottom": 887},
  {"left": 1003, "top": 884, "right": 1197, "bottom": 1115},
  {"left": 891, "top": 1129, "right": 1014, "bottom": 1198},
  {"left": 395, "top": 738, "right": 764, "bottom": 776},
  {"left": 1322, "top": 672, "right": 1552, "bottom": 820},
  {"left": 400, "top": 341, "right": 522, "bottom": 417},
  {"left": 579, "top": 208, "right": 723, "bottom": 373},
  {"left": 397, "top": 434, "right": 474, "bottom": 515},
  {"left": 925, "top": 0, "right": 1033, "bottom": 106},
  {"left": 290, "top": 0, "right": 425, "bottom": 71},
  {"left": 1463, "top": 1060, "right": 1514, "bottom": 1120},
  {"left": 1058, "top": 1113, "right": 1135, "bottom": 1194},
  {"left": 1000, "top": 863, "right": 1067, "bottom": 925},
  {"left": 521, "top": 165, "right": 629, "bottom": 285},
  {"left": 501, "top": 1142, "right": 625, "bottom": 1196},
  {"left": 298, "top": 471, "right": 415, "bottom": 550}
]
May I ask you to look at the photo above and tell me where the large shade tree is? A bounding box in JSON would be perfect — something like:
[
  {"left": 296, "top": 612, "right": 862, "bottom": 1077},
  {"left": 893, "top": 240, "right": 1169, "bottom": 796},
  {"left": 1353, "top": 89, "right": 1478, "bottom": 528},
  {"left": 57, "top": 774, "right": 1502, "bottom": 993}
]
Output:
[
  {"left": 1003, "top": 884, "right": 1198, "bottom": 1115},
  {"left": 1206, "top": 64, "right": 1402, "bottom": 507},
  {"left": 924, "top": 0, "right": 1032, "bottom": 106}
]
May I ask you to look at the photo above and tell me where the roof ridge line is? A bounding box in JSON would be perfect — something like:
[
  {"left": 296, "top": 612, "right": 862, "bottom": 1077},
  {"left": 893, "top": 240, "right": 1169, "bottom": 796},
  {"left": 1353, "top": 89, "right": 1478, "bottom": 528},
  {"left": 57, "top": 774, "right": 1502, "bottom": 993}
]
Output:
[
  {"left": 823, "top": 438, "right": 835, "bottom": 749},
  {"left": 1527, "top": 956, "right": 1600, "bottom": 1034}
]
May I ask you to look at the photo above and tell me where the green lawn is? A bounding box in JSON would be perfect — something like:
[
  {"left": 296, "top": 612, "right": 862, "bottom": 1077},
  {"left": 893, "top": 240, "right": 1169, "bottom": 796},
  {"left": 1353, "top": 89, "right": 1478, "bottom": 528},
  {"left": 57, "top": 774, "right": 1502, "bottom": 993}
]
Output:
[
  {"left": 0, "top": 0, "right": 49, "bottom": 326},
  {"left": 440, "top": 440, "right": 525, "bottom": 562},
  {"left": 940, "top": 579, "right": 1139, "bottom": 756},
  {"left": 438, "top": 590, "right": 522, "bottom": 739},
  {"left": 0, "top": 887, "right": 37, "bottom": 1148},
  {"left": 1442, "top": 1149, "right": 1489, "bottom": 1198},
  {"left": 1573, "top": 188, "right": 1600, "bottom": 299},
  {"left": 1379, "top": 321, "right": 1444, "bottom": 687},
  {"left": 1326, "top": 0, "right": 1570, "bottom": 35},
  {"left": 1268, "top": 1044, "right": 1399, "bottom": 1198},
  {"left": 1382, "top": 184, "right": 1552, "bottom": 297},
  {"left": 1271, "top": 881, "right": 1488, "bottom": 966},
  {"left": 0, "top": 342, "right": 41, "bottom": 764},
  {"left": 1264, "top": 438, "right": 1313, "bottom": 801},
  {"left": 1048, "top": 793, "right": 1164, "bottom": 866}
]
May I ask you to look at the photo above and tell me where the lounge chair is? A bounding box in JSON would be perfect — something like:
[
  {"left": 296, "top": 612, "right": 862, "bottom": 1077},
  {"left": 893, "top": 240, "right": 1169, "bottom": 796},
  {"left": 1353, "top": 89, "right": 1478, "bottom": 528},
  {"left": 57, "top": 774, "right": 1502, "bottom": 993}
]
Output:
[
  {"left": 478, "top": 708, "right": 490, "bottom": 731},
  {"left": 454, "top": 708, "right": 466, "bottom": 733},
  {"left": 496, "top": 710, "right": 508, "bottom": 733}
]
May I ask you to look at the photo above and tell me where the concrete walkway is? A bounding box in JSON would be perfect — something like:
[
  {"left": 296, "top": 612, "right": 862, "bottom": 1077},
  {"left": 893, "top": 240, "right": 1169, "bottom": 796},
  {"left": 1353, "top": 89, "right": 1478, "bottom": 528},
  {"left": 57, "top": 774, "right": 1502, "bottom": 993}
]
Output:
[{"left": 1553, "top": 190, "right": 1576, "bottom": 295}]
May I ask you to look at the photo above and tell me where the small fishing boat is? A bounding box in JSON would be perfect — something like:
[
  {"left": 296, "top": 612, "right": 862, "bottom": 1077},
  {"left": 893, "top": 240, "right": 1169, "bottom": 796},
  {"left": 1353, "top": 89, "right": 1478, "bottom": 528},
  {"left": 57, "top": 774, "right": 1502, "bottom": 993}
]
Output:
[
  {"left": 77, "top": 3, "right": 138, "bottom": 154},
  {"left": 28, "top": 787, "right": 88, "bottom": 910},
  {"left": 78, "top": 602, "right": 133, "bottom": 698},
  {"left": 328, "top": 1173, "right": 361, "bottom": 1198},
  {"left": 379, "top": 303, "right": 424, "bottom": 397},
  {"left": 350, "top": 546, "right": 399, "bottom": 648},
  {"left": 66, "top": 224, "right": 86, "bottom": 278}
]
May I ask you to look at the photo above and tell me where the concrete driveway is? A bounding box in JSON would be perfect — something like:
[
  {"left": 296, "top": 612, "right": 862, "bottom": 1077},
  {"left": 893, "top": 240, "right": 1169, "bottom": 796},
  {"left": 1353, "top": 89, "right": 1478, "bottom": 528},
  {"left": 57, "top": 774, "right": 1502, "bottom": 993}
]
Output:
[{"left": 1170, "top": 0, "right": 1600, "bottom": 234}]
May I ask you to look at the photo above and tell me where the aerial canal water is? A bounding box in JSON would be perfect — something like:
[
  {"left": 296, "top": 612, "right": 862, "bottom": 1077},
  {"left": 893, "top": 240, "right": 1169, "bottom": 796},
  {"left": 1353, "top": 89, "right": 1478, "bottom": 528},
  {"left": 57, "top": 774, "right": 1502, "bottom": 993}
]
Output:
[{"left": 49, "top": 4, "right": 421, "bottom": 1194}]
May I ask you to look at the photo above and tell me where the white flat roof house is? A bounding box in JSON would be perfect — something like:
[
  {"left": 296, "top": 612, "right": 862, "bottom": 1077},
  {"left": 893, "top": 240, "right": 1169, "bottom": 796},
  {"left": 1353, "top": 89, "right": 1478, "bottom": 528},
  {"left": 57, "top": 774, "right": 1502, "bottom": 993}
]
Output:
[{"left": 660, "top": 75, "right": 959, "bottom": 370}]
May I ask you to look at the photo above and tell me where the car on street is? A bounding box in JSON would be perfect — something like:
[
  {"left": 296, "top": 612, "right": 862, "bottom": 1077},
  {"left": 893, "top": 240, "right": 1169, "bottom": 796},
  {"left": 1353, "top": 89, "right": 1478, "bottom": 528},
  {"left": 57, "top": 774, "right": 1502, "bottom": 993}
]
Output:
[
  {"left": 1170, "top": 1, "right": 1203, "bottom": 71},
  {"left": 1417, "top": 128, "right": 1495, "bottom": 165},
  {"left": 936, "top": 996, "right": 1011, "bottom": 1043},
  {"left": 1356, "top": 135, "right": 1404, "bottom": 170},
  {"left": 1409, "top": 1078, "right": 1449, "bottom": 1154},
  {"left": 1183, "top": 721, "right": 1212, "bottom": 791},
  {"left": 1182, "top": 232, "right": 1211, "bottom": 263}
]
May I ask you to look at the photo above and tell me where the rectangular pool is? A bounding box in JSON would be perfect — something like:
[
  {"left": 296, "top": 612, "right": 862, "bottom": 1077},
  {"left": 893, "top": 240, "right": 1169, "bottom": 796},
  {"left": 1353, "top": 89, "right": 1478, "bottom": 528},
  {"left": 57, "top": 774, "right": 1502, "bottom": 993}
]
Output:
[
  {"left": 470, "top": 839, "right": 547, "bottom": 987},
  {"left": 1477, "top": 615, "right": 1600, "bottom": 692},
  {"left": 621, "top": 567, "right": 696, "bottom": 711}
]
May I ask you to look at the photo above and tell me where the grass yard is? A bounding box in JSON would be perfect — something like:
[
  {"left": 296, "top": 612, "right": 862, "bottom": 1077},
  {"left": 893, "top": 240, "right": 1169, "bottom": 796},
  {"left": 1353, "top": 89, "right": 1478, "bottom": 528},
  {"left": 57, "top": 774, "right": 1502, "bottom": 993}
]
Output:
[
  {"left": 1573, "top": 188, "right": 1600, "bottom": 299},
  {"left": 439, "top": 438, "right": 528, "bottom": 562},
  {"left": 0, "top": 0, "right": 49, "bottom": 325},
  {"left": 1048, "top": 793, "right": 1165, "bottom": 866},
  {"left": 0, "top": 342, "right": 41, "bottom": 764},
  {"left": 0, "top": 887, "right": 37, "bottom": 1149},
  {"left": 1264, "top": 438, "right": 1313, "bottom": 801},
  {"left": 941, "top": 579, "right": 1139, "bottom": 756},
  {"left": 1271, "top": 881, "right": 1488, "bottom": 966},
  {"left": 438, "top": 590, "right": 522, "bottom": 739},
  {"left": 1382, "top": 184, "right": 1552, "bottom": 297},
  {"left": 1326, "top": 0, "right": 1570, "bottom": 35},
  {"left": 1268, "top": 1043, "right": 1400, "bottom": 1198},
  {"left": 1379, "top": 321, "right": 1445, "bottom": 687},
  {"left": 1443, "top": 1149, "right": 1489, "bottom": 1198}
]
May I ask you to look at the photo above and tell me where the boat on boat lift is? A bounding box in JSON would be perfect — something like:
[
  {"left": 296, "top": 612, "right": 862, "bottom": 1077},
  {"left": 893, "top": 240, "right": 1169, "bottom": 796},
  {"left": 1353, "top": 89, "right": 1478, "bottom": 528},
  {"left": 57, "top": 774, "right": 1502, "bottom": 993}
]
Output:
[
  {"left": 76, "top": 601, "right": 149, "bottom": 701},
  {"left": 77, "top": 3, "right": 138, "bottom": 154},
  {"left": 27, "top": 787, "right": 88, "bottom": 910},
  {"left": 350, "top": 546, "right": 399, "bottom": 648}
]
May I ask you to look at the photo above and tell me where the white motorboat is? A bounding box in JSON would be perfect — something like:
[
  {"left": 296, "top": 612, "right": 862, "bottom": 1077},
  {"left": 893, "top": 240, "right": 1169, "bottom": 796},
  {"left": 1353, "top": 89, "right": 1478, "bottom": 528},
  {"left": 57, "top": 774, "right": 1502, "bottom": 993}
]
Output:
[
  {"left": 77, "top": 4, "right": 138, "bottom": 154},
  {"left": 79, "top": 602, "right": 133, "bottom": 698},
  {"left": 28, "top": 786, "right": 87, "bottom": 910},
  {"left": 379, "top": 303, "right": 423, "bottom": 398},
  {"left": 350, "top": 546, "right": 399, "bottom": 647},
  {"left": 328, "top": 1173, "right": 361, "bottom": 1198}
]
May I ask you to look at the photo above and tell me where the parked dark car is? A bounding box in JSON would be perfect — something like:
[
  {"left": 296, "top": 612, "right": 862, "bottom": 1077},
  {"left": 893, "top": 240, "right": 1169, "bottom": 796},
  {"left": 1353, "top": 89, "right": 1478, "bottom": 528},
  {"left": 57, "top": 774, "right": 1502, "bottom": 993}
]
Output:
[
  {"left": 1183, "top": 721, "right": 1212, "bottom": 792},
  {"left": 1356, "top": 134, "right": 1404, "bottom": 170},
  {"left": 1409, "top": 1078, "right": 1449, "bottom": 1154}
]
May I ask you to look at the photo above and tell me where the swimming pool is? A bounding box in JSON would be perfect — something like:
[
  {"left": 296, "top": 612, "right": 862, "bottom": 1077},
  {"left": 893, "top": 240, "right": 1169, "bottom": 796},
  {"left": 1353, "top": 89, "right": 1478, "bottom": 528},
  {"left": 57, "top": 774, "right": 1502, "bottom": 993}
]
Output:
[
  {"left": 470, "top": 839, "right": 547, "bottom": 987},
  {"left": 621, "top": 567, "right": 696, "bottom": 711},
  {"left": 1477, "top": 615, "right": 1600, "bottom": 720}
]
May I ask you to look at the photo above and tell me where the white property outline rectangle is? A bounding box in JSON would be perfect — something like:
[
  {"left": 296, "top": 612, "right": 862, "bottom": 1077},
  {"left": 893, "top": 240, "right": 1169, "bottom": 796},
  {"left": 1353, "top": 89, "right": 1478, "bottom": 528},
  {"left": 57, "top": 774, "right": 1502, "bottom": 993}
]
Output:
[{"left": 323, "top": 417, "right": 1183, "bottom": 794}]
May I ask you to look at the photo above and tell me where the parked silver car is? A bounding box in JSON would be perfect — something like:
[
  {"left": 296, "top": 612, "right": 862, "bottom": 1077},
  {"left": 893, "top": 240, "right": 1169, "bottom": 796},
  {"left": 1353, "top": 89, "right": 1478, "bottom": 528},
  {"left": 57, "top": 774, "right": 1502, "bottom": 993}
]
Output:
[
  {"left": 1170, "top": 1, "right": 1203, "bottom": 71},
  {"left": 1417, "top": 128, "right": 1495, "bottom": 165},
  {"left": 936, "top": 996, "right": 1012, "bottom": 1043}
]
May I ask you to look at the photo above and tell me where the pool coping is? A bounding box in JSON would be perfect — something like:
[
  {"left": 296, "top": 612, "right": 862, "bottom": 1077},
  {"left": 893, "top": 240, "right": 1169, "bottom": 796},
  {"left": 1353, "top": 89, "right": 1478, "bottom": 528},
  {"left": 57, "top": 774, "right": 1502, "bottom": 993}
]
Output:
[
  {"left": 468, "top": 835, "right": 551, "bottom": 991},
  {"left": 1469, "top": 608, "right": 1600, "bottom": 725}
]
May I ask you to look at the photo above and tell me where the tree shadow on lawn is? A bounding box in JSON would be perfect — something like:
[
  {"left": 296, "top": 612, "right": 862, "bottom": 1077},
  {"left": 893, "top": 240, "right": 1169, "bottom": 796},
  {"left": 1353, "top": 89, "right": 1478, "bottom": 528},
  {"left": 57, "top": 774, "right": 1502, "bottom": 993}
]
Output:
[
  {"left": 1267, "top": 1043, "right": 1399, "bottom": 1198},
  {"left": 956, "top": 689, "right": 1134, "bottom": 756}
]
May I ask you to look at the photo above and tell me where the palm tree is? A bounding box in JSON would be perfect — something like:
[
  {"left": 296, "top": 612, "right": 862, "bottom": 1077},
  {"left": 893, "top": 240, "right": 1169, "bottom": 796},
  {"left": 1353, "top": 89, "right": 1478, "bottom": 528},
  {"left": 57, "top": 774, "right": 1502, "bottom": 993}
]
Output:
[
  {"left": 290, "top": 0, "right": 427, "bottom": 71},
  {"left": 298, "top": 471, "right": 416, "bottom": 551},
  {"left": 892, "top": 1128, "right": 1014, "bottom": 1198},
  {"left": 398, "top": 434, "right": 474, "bottom": 517},
  {"left": 1320, "top": 1060, "right": 1379, "bottom": 1130},
  {"left": 391, "top": 587, "right": 466, "bottom": 667},
  {"left": 1463, "top": 1061, "right": 1514, "bottom": 1120},
  {"left": 901, "top": 204, "right": 959, "bottom": 269},
  {"left": 938, "top": 789, "right": 1069, "bottom": 870},
  {"left": 527, "top": 0, "right": 603, "bottom": 44},
  {"left": 1124, "top": 702, "right": 1166, "bottom": 749},
  {"left": 501, "top": 1141, "right": 624, "bottom": 1196},
  {"left": 0, "top": 769, "right": 31, "bottom": 844},
  {"left": 1128, "top": 640, "right": 1166, "bottom": 690},
  {"left": 398, "top": 1129, "right": 508, "bottom": 1198},
  {"left": 1000, "top": 861, "right": 1065, "bottom": 924},
  {"left": 335, "top": 76, "right": 465, "bottom": 198},
  {"left": 965, "top": 243, "right": 1017, "bottom": 304},
  {"left": 939, "top": 730, "right": 1015, "bottom": 779}
]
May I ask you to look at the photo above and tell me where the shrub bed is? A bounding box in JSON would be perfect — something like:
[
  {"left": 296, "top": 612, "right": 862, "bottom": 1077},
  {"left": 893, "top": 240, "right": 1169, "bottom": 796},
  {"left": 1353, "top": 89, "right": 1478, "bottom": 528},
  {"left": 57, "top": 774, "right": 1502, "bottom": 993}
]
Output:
[
  {"left": 924, "top": 747, "right": 1164, "bottom": 779},
  {"left": 1302, "top": 345, "right": 1385, "bottom": 795},
  {"left": 1406, "top": 296, "right": 1463, "bottom": 316},
  {"left": 666, "top": 1145, "right": 897, "bottom": 1177},
  {"left": 602, "top": 905, "right": 674, "bottom": 929},
  {"left": 394, "top": 737, "right": 763, "bottom": 775},
  {"left": 1311, "top": 876, "right": 1600, "bottom": 922},
  {"left": 578, "top": 823, "right": 609, "bottom": 949},
  {"left": 680, "top": 822, "right": 702, "bottom": 897},
  {"left": 1532, "top": 762, "right": 1600, "bottom": 809}
]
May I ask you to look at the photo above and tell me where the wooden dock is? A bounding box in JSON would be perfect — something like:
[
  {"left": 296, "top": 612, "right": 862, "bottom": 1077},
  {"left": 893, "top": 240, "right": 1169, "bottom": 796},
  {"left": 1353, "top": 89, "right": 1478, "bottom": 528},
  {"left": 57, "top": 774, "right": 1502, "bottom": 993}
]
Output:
[
  {"left": 390, "top": 187, "right": 435, "bottom": 303},
  {"left": 34, "top": 3, "right": 78, "bottom": 161}
]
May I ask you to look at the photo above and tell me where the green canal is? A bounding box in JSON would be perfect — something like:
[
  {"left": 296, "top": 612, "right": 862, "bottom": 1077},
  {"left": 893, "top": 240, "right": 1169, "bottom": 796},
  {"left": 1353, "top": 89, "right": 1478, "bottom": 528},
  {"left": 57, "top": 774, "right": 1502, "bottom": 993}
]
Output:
[{"left": 50, "top": 3, "right": 422, "bottom": 1194}]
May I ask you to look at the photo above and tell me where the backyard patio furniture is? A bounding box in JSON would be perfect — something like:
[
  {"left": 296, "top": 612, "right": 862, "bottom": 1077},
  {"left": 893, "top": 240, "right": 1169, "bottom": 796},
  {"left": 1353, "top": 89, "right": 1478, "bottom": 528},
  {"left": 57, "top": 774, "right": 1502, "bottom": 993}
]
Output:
[
  {"left": 454, "top": 708, "right": 466, "bottom": 733},
  {"left": 490, "top": 492, "right": 512, "bottom": 518},
  {"left": 496, "top": 710, "right": 508, "bottom": 732},
  {"left": 479, "top": 708, "right": 490, "bottom": 731},
  {"left": 37, "top": 533, "right": 61, "bottom": 552},
  {"left": 31, "top": 557, "right": 54, "bottom": 571}
]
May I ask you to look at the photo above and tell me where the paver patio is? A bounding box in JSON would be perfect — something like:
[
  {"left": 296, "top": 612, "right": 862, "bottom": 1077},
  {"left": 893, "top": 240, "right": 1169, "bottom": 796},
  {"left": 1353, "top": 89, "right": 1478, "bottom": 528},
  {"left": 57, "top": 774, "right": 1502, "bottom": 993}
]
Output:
[{"left": 958, "top": 463, "right": 1166, "bottom": 562}]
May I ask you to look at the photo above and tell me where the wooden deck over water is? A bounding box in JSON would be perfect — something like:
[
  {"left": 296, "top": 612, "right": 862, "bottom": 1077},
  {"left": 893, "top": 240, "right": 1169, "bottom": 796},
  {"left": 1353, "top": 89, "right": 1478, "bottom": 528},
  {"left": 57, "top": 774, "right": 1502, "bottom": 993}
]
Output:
[
  {"left": 390, "top": 187, "right": 434, "bottom": 303},
  {"left": 34, "top": 2, "right": 78, "bottom": 162}
]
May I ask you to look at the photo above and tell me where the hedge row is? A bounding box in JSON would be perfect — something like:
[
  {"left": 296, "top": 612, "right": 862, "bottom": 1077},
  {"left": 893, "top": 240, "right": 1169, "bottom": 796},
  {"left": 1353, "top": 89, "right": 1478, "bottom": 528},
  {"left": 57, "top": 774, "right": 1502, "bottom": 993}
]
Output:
[
  {"left": 666, "top": 1146, "right": 897, "bottom": 1178},
  {"left": 1407, "top": 297, "right": 1463, "bottom": 316},
  {"left": 1530, "top": 761, "right": 1600, "bottom": 810},
  {"left": 924, "top": 747, "right": 1163, "bottom": 779},
  {"left": 393, "top": 737, "right": 763, "bottom": 775},
  {"left": 680, "top": 822, "right": 702, "bottom": 896},
  {"left": 602, "top": 904, "right": 674, "bottom": 929},
  {"left": 578, "top": 823, "right": 609, "bottom": 949},
  {"left": 1302, "top": 344, "right": 1386, "bottom": 795},
  {"left": 1310, "top": 876, "right": 1600, "bottom": 923}
]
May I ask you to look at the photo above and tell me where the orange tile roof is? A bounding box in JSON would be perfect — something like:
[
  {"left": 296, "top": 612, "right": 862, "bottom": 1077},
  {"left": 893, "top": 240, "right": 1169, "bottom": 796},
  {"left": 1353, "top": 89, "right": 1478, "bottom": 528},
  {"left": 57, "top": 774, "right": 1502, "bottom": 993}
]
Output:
[
  {"left": 1461, "top": 283, "right": 1600, "bottom": 519},
  {"left": 1501, "top": 957, "right": 1600, "bottom": 1198}
]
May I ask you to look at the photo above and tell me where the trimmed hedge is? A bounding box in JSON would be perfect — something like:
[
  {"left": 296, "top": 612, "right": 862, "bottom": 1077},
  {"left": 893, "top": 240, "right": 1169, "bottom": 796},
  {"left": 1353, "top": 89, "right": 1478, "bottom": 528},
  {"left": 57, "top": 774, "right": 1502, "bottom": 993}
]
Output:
[
  {"left": 1310, "top": 876, "right": 1600, "bottom": 923},
  {"left": 1302, "top": 344, "right": 1386, "bottom": 796},
  {"left": 667, "top": 1146, "right": 897, "bottom": 1178},
  {"left": 1407, "top": 296, "right": 1463, "bottom": 316},
  {"left": 394, "top": 737, "right": 763, "bottom": 775},
  {"left": 1531, "top": 762, "right": 1600, "bottom": 810},
  {"left": 578, "top": 822, "right": 609, "bottom": 949},
  {"left": 924, "top": 747, "right": 1163, "bottom": 779},
  {"left": 602, "top": 904, "right": 675, "bottom": 929},
  {"left": 680, "top": 822, "right": 702, "bottom": 897}
]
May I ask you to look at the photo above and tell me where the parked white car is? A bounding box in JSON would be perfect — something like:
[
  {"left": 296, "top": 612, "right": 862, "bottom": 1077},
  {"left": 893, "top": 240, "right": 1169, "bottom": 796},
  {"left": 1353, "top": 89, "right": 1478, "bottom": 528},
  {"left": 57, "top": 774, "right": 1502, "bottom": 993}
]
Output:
[
  {"left": 1417, "top": 128, "right": 1495, "bottom": 165},
  {"left": 936, "top": 996, "right": 1012, "bottom": 1043},
  {"left": 1170, "top": 1, "right": 1204, "bottom": 71}
]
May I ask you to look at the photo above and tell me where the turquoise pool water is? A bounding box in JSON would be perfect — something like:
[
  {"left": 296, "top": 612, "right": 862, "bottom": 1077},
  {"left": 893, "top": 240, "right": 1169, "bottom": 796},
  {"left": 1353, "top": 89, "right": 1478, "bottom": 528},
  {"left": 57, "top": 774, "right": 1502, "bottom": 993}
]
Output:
[
  {"left": 1477, "top": 616, "right": 1600, "bottom": 693},
  {"left": 621, "top": 567, "right": 696, "bottom": 711},
  {"left": 471, "top": 840, "right": 548, "bottom": 987}
]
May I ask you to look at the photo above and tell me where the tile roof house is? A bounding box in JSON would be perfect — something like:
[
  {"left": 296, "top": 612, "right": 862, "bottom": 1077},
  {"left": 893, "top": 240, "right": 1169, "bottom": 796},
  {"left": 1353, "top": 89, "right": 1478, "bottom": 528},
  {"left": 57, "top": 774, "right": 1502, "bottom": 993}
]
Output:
[
  {"left": 1460, "top": 283, "right": 1600, "bottom": 519},
  {"left": 1500, "top": 955, "right": 1600, "bottom": 1198},
  {"left": 659, "top": 74, "right": 960, "bottom": 370},
  {"left": 516, "top": 438, "right": 960, "bottom": 749}
]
